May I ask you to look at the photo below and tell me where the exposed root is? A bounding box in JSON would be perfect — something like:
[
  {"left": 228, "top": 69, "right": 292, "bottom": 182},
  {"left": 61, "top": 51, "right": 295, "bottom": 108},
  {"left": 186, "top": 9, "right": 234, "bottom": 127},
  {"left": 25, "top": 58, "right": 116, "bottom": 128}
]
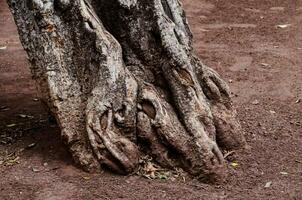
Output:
[{"left": 8, "top": 0, "right": 246, "bottom": 182}]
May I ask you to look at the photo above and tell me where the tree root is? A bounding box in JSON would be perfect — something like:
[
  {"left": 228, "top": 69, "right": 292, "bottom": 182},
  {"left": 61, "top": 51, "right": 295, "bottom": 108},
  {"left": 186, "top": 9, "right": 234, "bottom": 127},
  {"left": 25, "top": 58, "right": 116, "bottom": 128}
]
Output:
[{"left": 7, "top": 0, "right": 246, "bottom": 182}]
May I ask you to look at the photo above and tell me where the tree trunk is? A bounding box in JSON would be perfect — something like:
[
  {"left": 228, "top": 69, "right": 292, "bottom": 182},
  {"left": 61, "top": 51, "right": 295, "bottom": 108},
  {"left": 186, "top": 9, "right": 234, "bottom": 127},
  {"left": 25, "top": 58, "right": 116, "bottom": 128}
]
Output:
[{"left": 7, "top": 0, "right": 246, "bottom": 182}]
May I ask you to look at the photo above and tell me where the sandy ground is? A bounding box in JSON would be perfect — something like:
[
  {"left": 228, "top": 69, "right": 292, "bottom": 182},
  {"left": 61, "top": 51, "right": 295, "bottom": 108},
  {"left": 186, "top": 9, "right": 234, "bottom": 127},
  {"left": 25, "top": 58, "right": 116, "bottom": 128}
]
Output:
[{"left": 0, "top": 0, "right": 302, "bottom": 199}]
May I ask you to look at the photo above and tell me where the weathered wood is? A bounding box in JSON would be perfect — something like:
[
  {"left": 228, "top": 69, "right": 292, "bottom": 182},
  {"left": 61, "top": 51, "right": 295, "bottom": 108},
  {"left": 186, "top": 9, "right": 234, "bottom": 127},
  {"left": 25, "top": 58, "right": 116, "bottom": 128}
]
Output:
[{"left": 7, "top": 0, "right": 246, "bottom": 182}]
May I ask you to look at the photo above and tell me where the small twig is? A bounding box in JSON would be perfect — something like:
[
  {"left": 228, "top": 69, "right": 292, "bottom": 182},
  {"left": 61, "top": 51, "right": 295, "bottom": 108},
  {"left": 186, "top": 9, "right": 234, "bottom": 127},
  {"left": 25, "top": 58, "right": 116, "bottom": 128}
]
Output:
[
  {"left": 189, "top": 184, "right": 206, "bottom": 189},
  {"left": 224, "top": 151, "right": 235, "bottom": 159},
  {"left": 45, "top": 167, "right": 60, "bottom": 172}
]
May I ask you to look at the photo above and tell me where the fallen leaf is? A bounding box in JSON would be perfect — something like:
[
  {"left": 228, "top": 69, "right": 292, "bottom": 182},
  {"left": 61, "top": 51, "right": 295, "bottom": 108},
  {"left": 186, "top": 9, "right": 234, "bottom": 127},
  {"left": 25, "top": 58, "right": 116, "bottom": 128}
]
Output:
[
  {"left": 157, "top": 172, "right": 168, "bottom": 180},
  {"left": 26, "top": 143, "right": 36, "bottom": 149},
  {"left": 231, "top": 162, "right": 239, "bottom": 167},
  {"left": 277, "top": 24, "right": 291, "bottom": 29},
  {"left": 0, "top": 107, "right": 10, "bottom": 111},
  {"left": 145, "top": 162, "right": 158, "bottom": 173},
  {"left": 6, "top": 124, "right": 16, "bottom": 128},
  {"left": 261, "top": 63, "right": 270, "bottom": 67},
  {"left": 5, "top": 156, "right": 20, "bottom": 166},
  {"left": 82, "top": 176, "right": 90, "bottom": 180},
  {"left": 32, "top": 167, "right": 41, "bottom": 173},
  {"left": 264, "top": 181, "right": 272, "bottom": 188},
  {"left": 18, "top": 114, "right": 34, "bottom": 118}
]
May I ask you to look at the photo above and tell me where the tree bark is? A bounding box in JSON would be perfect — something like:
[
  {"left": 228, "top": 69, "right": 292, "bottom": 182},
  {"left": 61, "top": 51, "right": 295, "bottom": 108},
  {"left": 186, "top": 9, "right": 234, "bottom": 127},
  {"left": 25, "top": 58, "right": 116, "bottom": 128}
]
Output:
[{"left": 7, "top": 0, "right": 246, "bottom": 182}]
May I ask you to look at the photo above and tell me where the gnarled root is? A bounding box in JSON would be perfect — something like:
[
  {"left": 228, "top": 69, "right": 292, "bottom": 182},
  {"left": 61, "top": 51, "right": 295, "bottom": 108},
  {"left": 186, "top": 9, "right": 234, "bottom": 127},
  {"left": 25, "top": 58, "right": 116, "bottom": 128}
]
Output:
[{"left": 8, "top": 0, "right": 246, "bottom": 182}]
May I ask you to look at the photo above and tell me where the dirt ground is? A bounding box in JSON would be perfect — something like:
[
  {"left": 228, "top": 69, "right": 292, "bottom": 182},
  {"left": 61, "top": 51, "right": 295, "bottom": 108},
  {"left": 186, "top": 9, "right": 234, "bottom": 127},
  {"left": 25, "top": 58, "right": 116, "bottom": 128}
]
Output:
[{"left": 1, "top": 0, "right": 302, "bottom": 199}]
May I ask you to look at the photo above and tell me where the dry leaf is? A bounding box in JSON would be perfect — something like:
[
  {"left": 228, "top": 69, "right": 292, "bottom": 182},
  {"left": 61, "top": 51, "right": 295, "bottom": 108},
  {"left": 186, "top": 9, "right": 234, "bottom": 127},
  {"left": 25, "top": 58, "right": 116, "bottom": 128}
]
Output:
[
  {"left": 5, "top": 156, "right": 20, "bottom": 166},
  {"left": 277, "top": 24, "right": 291, "bottom": 29},
  {"left": 261, "top": 63, "right": 269, "bottom": 67},
  {"left": 231, "top": 162, "right": 239, "bottom": 167},
  {"left": 18, "top": 114, "right": 34, "bottom": 118},
  {"left": 82, "top": 176, "right": 91, "bottom": 180},
  {"left": 6, "top": 124, "right": 16, "bottom": 128},
  {"left": 264, "top": 181, "right": 272, "bottom": 188},
  {"left": 32, "top": 167, "right": 41, "bottom": 173}
]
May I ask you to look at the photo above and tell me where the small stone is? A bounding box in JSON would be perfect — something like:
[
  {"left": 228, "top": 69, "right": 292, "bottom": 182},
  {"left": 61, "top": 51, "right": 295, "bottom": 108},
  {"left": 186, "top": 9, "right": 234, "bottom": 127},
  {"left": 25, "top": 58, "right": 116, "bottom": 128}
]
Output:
[
  {"left": 252, "top": 100, "right": 259, "bottom": 105},
  {"left": 32, "top": 167, "right": 41, "bottom": 173},
  {"left": 261, "top": 63, "right": 269, "bottom": 67},
  {"left": 277, "top": 24, "right": 291, "bottom": 29},
  {"left": 280, "top": 172, "right": 288, "bottom": 175},
  {"left": 264, "top": 181, "right": 272, "bottom": 188}
]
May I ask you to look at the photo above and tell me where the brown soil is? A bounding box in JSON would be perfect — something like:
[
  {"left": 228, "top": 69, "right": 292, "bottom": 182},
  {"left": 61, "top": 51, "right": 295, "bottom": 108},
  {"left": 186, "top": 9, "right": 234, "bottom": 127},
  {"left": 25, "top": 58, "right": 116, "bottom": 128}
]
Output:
[{"left": 1, "top": 0, "right": 302, "bottom": 199}]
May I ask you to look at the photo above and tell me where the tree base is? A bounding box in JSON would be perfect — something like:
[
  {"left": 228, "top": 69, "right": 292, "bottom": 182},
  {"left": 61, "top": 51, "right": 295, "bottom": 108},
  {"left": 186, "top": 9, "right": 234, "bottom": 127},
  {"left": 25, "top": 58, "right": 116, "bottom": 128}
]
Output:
[{"left": 8, "top": 0, "right": 246, "bottom": 182}]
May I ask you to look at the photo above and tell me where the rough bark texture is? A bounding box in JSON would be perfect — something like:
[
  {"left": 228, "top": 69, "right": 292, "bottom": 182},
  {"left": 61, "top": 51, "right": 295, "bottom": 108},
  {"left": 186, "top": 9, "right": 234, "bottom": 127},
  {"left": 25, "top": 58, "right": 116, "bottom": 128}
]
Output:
[{"left": 7, "top": 0, "right": 246, "bottom": 182}]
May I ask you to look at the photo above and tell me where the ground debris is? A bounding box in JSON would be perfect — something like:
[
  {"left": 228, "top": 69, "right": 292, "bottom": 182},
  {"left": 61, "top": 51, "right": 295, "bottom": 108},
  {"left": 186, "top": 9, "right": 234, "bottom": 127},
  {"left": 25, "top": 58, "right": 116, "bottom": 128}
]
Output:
[
  {"left": 0, "top": 106, "right": 10, "bottom": 111},
  {"left": 276, "top": 24, "right": 291, "bottom": 29},
  {"left": 260, "top": 63, "right": 270, "bottom": 67},
  {"left": 251, "top": 100, "right": 260, "bottom": 105},
  {"left": 136, "top": 155, "right": 186, "bottom": 181},
  {"left": 18, "top": 114, "right": 34, "bottom": 119},
  {"left": 223, "top": 150, "right": 235, "bottom": 159},
  {"left": 82, "top": 176, "right": 91, "bottom": 180},
  {"left": 32, "top": 167, "right": 41, "bottom": 173},
  {"left": 26, "top": 143, "right": 36, "bottom": 149},
  {"left": 1, "top": 155, "right": 20, "bottom": 167},
  {"left": 264, "top": 181, "right": 272, "bottom": 188},
  {"left": 6, "top": 123, "right": 17, "bottom": 128},
  {"left": 0, "top": 148, "right": 25, "bottom": 167},
  {"left": 230, "top": 161, "right": 239, "bottom": 168}
]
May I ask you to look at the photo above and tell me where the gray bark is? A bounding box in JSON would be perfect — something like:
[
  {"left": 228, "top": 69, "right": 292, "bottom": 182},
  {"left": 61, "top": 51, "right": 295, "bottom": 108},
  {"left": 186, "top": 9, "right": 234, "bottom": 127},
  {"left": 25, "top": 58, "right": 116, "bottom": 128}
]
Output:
[{"left": 7, "top": 0, "right": 246, "bottom": 182}]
